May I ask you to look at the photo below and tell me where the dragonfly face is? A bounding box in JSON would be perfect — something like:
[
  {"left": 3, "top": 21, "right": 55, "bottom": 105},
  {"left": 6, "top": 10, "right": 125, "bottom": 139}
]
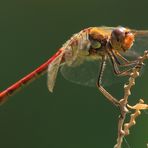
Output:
[{"left": 110, "top": 27, "right": 135, "bottom": 52}]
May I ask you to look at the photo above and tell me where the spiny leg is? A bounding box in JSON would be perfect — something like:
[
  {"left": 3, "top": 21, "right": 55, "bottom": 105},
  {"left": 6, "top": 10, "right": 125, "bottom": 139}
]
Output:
[
  {"left": 96, "top": 56, "right": 119, "bottom": 107},
  {"left": 110, "top": 49, "right": 122, "bottom": 65},
  {"left": 112, "top": 50, "right": 138, "bottom": 67},
  {"left": 108, "top": 50, "right": 138, "bottom": 76}
]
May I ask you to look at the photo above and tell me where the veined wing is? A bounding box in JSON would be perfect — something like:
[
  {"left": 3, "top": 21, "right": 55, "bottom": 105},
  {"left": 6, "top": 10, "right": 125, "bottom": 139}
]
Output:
[
  {"left": 60, "top": 57, "right": 125, "bottom": 87},
  {"left": 47, "top": 49, "right": 65, "bottom": 92},
  {"left": 131, "top": 29, "right": 148, "bottom": 54}
]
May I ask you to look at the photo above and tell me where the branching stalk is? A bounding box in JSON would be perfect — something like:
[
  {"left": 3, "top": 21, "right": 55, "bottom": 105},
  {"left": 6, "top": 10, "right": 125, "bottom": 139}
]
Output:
[{"left": 114, "top": 51, "right": 148, "bottom": 148}]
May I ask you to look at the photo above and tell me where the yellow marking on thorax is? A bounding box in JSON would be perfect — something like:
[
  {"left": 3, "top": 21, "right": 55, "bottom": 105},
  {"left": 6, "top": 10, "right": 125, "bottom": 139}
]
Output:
[{"left": 89, "top": 27, "right": 110, "bottom": 40}]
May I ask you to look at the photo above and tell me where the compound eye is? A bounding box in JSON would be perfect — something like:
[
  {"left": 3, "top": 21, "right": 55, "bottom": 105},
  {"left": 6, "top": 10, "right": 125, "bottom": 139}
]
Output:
[{"left": 111, "top": 27, "right": 125, "bottom": 42}]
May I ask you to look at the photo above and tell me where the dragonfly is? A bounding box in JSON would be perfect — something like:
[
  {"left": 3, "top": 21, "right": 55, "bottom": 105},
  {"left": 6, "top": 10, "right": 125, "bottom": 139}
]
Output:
[{"left": 0, "top": 26, "right": 148, "bottom": 105}]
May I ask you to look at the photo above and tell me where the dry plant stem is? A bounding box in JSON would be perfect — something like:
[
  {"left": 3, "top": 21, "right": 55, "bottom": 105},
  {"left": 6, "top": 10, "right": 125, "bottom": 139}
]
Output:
[
  {"left": 114, "top": 51, "right": 148, "bottom": 148},
  {"left": 124, "top": 105, "right": 141, "bottom": 136},
  {"left": 125, "top": 99, "right": 148, "bottom": 135}
]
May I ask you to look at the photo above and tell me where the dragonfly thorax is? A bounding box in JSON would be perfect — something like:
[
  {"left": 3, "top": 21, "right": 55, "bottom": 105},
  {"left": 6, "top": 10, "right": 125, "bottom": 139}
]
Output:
[{"left": 88, "top": 28, "right": 109, "bottom": 55}]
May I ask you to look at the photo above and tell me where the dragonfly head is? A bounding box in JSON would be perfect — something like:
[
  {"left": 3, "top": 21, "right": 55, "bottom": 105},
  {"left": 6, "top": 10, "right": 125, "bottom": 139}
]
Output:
[{"left": 110, "top": 27, "right": 135, "bottom": 52}]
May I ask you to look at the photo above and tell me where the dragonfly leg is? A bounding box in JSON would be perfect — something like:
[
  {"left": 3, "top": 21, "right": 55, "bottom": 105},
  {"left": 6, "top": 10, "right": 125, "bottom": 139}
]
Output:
[
  {"left": 108, "top": 50, "right": 137, "bottom": 76},
  {"left": 96, "top": 56, "right": 119, "bottom": 107},
  {"left": 113, "top": 50, "right": 138, "bottom": 67}
]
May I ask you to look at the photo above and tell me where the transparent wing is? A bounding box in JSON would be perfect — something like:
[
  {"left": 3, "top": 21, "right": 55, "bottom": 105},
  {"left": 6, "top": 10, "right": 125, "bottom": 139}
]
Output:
[
  {"left": 47, "top": 49, "right": 65, "bottom": 92},
  {"left": 132, "top": 30, "right": 148, "bottom": 54},
  {"left": 60, "top": 58, "right": 124, "bottom": 87}
]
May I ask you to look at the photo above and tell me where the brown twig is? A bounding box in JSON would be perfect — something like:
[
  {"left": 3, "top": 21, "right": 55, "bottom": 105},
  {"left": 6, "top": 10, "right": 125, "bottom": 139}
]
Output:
[
  {"left": 114, "top": 50, "right": 148, "bottom": 148},
  {"left": 124, "top": 99, "right": 147, "bottom": 136}
]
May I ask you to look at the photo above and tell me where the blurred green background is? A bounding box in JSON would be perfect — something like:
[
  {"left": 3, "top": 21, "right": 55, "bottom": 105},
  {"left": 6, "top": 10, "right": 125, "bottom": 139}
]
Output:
[{"left": 0, "top": 0, "right": 148, "bottom": 148}]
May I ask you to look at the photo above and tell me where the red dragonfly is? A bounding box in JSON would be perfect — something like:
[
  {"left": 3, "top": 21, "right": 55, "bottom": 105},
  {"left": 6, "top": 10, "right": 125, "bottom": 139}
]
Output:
[{"left": 0, "top": 26, "right": 148, "bottom": 105}]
